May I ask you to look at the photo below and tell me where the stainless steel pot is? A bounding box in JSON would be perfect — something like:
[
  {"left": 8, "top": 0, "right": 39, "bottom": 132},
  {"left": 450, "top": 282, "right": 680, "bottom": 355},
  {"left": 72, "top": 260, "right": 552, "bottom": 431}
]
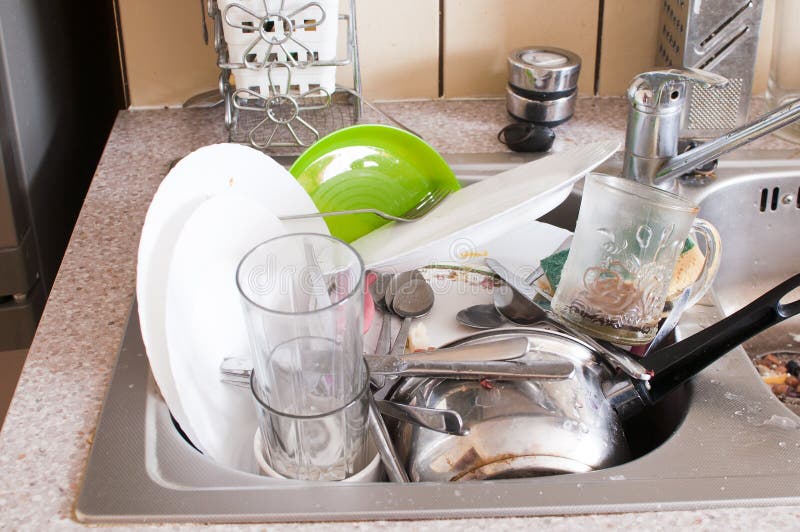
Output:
[
  {"left": 389, "top": 328, "right": 629, "bottom": 481},
  {"left": 388, "top": 273, "right": 800, "bottom": 482}
]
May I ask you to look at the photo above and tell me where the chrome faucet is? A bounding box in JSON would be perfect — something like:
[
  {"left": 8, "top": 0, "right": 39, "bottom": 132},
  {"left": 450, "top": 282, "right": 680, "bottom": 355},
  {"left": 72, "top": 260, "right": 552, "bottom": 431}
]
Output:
[{"left": 622, "top": 67, "right": 800, "bottom": 192}]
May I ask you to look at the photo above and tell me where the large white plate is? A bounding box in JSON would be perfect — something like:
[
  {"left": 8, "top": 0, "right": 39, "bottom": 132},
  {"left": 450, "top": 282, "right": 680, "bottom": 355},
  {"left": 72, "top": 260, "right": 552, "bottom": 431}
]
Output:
[
  {"left": 165, "top": 193, "right": 284, "bottom": 471},
  {"left": 136, "top": 143, "right": 327, "bottom": 450},
  {"left": 351, "top": 141, "right": 618, "bottom": 271},
  {"left": 363, "top": 221, "right": 572, "bottom": 352}
]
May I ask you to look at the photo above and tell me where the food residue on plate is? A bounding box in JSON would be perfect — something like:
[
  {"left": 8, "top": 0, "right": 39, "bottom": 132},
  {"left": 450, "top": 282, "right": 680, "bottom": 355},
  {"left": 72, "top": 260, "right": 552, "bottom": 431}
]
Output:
[
  {"left": 755, "top": 352, "right": 800, "bottom": 412},
  {"left": 458, "top": 250, "right": 488, "bottom": 258}
]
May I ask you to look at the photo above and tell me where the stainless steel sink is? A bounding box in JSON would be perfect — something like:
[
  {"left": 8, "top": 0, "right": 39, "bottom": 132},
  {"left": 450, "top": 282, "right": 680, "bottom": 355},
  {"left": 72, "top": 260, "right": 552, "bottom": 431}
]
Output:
[
  {"left": 76, "top": 152, "right": 800, "bottom": 524},
  {"left": 688, "top": 157, "right": 800, "bottom": 396}
]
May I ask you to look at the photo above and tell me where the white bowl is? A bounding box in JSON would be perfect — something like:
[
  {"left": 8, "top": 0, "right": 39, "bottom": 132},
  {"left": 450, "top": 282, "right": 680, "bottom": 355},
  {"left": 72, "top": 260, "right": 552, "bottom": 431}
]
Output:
[{"left": 253, "top": 429, "right": 384, "bottom": 482}]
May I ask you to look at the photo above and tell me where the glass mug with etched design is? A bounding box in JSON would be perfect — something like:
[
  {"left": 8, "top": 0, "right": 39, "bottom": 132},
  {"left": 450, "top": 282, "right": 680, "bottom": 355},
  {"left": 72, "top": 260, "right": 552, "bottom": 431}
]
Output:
[{"left": 551, "top": 174, "right": 721, "bottom": 345}]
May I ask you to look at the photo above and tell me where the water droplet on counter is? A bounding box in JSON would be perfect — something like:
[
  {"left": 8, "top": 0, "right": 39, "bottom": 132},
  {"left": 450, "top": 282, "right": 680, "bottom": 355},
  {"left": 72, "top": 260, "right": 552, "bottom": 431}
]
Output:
[
  {"left": 609, "top": 474, "right": 626, "bottom": 481},
  {"left": 763, "top": 415, "right": 799, "bottom": 430},
  {"left": 779, "top": 441, "right": 787, "bottom": 448}
]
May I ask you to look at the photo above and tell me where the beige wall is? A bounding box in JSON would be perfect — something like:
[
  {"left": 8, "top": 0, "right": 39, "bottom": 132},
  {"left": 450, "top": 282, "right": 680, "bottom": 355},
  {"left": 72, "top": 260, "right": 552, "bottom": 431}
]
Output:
[
  {"left": 442, "top": 0, "right": 598, "bottom": 97},
  {"left": 337, "top": 0, "right": 439, "bottom": 100},
  {"left": 118, "top": 0, "right": 785, "bottom": 107},
  {"left": 596, "top": 0, "right": 661, "bottom": 96},
  {"left": 117, "top": 0, "right": 219, "bottom": 108}
]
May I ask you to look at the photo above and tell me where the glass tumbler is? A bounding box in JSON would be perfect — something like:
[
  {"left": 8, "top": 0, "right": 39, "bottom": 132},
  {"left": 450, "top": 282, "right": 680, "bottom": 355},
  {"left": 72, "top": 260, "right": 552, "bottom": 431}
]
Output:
[
  {"left": 551, "top": 174, "right": 721, "bottom": 345},
  {"left": 237, "top": 233, "right": 368, "bottom": 479},
  {"left": 250, "top": 362, "right": 370, "bottom": 481}
]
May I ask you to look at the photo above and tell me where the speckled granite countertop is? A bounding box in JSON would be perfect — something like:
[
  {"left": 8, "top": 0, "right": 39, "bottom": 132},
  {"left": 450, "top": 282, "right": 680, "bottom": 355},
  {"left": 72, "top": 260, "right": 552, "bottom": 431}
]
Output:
[{"left": 1, "top": 98, "right": 798, "bottom": 530}]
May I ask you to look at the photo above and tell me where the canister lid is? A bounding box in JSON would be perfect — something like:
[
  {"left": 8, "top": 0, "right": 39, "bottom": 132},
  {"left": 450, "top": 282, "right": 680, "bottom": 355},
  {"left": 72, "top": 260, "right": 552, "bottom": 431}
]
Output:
[{"left": 508, "top": 46, "right": 581, "bottom": 94}]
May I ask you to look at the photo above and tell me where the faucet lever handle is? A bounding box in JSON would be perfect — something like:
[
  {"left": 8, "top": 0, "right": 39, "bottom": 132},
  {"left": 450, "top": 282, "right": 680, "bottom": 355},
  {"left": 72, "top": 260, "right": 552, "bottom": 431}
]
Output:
[{"left": 627, "top": 68, "right": 728, "bottom": 111}]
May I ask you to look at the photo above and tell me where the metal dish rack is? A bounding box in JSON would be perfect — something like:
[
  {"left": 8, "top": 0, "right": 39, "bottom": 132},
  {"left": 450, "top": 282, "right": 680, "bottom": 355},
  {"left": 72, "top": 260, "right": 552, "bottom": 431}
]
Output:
[{"left": 205, "top": 0, "right": 365, "bottom": 149}]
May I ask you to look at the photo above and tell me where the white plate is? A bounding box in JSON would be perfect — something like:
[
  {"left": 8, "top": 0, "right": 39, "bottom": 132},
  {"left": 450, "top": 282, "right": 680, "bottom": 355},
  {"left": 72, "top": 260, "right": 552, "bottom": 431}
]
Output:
[
  {"left": 364, "top": 221, "right": 572, "bottom": 351},
  {"left": 136, "top": 143, "right": 327, "bottom": 450},
  {"left": 351, "top": 141, "right": 618, "bottom": 271},
  {"left": 165, "top": 194, "right": 285, "bottom": 471}
]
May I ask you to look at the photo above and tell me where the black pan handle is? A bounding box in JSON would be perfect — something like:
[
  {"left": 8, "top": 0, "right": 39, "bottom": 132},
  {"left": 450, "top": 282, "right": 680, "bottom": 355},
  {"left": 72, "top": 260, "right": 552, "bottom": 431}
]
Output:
[{"left": 639, "top": 272, "right": 800, "bottom": 405}]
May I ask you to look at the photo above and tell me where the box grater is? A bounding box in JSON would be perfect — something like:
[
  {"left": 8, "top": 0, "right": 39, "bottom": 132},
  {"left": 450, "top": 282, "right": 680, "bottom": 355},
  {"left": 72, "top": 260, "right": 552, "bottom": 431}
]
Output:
[{"left": 656, "top": 0, "right": 765, "bottom": 140}]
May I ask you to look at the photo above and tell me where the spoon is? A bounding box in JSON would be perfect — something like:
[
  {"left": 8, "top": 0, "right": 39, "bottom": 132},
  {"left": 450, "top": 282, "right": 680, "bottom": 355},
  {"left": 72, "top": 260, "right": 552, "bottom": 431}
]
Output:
[
  {"left": 384, "top": 270, "right": 425, "bottom": 311},
  {"left": 368, "top": 271, "right": 394, "bottom": 355},
  {"left": 375, "top": 399, "right": 467, "bottom": 436},
  {"left": 389, "top": 277, "right": 435, "bottom": 355},
  {"left": 367, "top": 394, "right": 409, "bottom": 482},
  {"left": 456, "top": 304, "right": 509, "bottom": 329}
]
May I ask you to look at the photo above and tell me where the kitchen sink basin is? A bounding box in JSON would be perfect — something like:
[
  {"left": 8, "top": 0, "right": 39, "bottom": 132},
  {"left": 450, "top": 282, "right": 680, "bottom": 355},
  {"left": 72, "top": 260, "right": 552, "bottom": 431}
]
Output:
[{"left": 76, "top": 151, "right": 800, "bottom": 523}]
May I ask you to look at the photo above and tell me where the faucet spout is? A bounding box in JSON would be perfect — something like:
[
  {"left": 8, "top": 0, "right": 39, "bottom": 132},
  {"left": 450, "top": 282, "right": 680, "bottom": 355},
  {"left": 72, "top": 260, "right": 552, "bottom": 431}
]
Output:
[
  {"left": 622, "top": 66, "right": 800, "bottom": 191},
  {"left": 652, "top": 98, "right": 800, "bottom": 187}
]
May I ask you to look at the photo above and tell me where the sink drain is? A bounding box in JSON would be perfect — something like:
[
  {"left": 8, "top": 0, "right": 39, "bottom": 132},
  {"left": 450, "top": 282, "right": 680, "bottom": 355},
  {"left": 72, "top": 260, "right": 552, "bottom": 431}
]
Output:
[{"left": 753, "top": 351, "right": 800, "bottom": 415}]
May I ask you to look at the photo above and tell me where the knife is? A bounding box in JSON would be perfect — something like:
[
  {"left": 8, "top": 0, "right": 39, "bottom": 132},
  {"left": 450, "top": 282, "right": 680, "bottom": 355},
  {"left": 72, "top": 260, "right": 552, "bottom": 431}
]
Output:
[
  {"left": 397, "top": 337, "right": 529, "bottom": 362},
  {"left": 364, "top": 356, "right": 574, "bottom": 380},
  {"left": 219, "top": 337, "right": 534, "bottom": 384},
  {"left": 486, "top": 258, "right": 653, "bottom": 381},
  {"left": 643, "top": 287, "right": 692, "bottom": 357},
  {"left": 220, "top": 349, "right": 574, "bottom": 382},
  {"left": 220, "top": 337, "right": 530, "bottom": 377}
]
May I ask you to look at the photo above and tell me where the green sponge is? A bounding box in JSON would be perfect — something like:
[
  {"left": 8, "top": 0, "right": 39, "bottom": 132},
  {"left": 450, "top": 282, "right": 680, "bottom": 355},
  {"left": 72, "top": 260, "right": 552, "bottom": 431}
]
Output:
[{"left": 540, "top": 249, "right": 570, "bottom": 290}]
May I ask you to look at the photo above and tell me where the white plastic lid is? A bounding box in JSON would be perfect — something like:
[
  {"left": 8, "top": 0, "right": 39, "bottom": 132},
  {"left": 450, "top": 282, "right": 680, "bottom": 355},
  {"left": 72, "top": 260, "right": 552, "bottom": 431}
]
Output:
[{"left": 521, "top": 51, "right": 569, "bottom": 67}]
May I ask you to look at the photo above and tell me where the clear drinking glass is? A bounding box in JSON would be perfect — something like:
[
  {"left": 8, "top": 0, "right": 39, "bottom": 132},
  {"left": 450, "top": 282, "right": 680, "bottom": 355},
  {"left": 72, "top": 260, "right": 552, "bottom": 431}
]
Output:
[
  {"left": 766, "top": 0, "right": 800, "bottom": 144},
  {"left": 237, "top": 233, "right": 368, "bottom": 480},
  {"left": 250, "top": 363, "right": 370, "bottom": 481},
  {"left": 551, "top": 174, "right": 721, "bottom": 345}
]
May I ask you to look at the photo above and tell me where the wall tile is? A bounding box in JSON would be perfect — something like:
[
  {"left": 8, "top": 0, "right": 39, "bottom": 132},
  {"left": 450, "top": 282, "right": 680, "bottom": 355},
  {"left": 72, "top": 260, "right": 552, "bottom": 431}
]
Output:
[
  {"left": 118, "top": 0, "right": 219, "bottom": 108},
  {"left": 442, "top": 0, "right": 599, "bottom": 97},
  {"left": 337, "top": 0, "right": 440, "bottom": 100},
  {"left": 596, "top": 0, "right": 661, "bottom": 96}
]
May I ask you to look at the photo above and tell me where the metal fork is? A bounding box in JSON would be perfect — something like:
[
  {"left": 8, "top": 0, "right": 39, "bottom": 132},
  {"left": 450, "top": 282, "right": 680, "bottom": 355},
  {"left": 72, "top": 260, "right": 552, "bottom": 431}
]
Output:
[{"left": 279, "top": 188, "right": 450, "bottom": 223}]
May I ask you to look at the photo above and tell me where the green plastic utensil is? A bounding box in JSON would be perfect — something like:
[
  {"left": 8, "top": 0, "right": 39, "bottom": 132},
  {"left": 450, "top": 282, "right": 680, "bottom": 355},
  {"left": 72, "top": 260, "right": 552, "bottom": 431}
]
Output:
[{"left": 289, "top": 125, "right": 460, "bottom": 242}]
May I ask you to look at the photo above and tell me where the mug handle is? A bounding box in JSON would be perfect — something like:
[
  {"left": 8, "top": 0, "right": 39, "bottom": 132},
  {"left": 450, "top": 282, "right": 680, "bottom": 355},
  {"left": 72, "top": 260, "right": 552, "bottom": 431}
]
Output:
[{"left": 681, "top": 217, "right": 722, "bottom": 309}]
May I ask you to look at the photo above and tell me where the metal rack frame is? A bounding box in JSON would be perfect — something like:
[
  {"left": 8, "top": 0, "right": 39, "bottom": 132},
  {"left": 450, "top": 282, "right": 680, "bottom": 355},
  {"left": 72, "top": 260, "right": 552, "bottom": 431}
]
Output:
[{"left": 205, "top": 0, "right": 362, "bottom": 149}]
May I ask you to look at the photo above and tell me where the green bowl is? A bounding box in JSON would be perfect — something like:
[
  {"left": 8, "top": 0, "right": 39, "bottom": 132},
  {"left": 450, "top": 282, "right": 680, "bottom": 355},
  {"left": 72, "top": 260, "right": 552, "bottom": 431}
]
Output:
[{"left": 289, "top": 125, "right": 460, "bottom": 242}]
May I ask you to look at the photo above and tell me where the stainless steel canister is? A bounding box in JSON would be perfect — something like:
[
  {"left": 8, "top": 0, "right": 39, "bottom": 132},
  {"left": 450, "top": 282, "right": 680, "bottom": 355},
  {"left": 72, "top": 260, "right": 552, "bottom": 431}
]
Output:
[{"left": 506, "top": 46, "right": 581, "bottom": 126}]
